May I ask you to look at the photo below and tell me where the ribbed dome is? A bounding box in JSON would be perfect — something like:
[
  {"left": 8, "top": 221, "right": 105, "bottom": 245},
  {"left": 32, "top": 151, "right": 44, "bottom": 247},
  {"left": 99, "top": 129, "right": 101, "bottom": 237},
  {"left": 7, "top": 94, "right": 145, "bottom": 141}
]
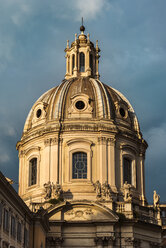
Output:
[{"left": 23, "top": 77, "right": 140, "bottom": 136}]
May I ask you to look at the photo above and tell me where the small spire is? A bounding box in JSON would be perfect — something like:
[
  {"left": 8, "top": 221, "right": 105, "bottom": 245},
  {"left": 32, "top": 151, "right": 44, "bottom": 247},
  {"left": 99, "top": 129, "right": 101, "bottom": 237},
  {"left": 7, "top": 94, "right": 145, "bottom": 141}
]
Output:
[
  {"left": 75, "top": 33, "right": 77, "bottom": 42},
  {"left": 80, "top": 17, "right": 85, "bottom": 33}
]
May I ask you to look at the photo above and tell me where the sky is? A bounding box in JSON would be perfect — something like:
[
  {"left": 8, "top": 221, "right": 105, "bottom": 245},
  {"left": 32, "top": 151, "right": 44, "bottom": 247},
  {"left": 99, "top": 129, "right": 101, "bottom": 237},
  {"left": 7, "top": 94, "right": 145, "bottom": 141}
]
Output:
[{"left": 0, "top": 0, "right": 166, "bottom": 202}]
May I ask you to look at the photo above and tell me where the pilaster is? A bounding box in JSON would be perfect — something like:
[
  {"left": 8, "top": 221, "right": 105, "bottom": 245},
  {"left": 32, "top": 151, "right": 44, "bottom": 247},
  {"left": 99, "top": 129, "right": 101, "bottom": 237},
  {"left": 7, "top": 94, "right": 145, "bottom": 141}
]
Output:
[
  {"left": 107, "top": 137, "right": 116, "bottom": 191},
  {"left": 98, "top": 137, "right": 107, "bottom": 184},
  {"left": 50, "top": 138, "right": 58, "bottom": 184},
  {"left": 18, "top": 150, "right": 25, "bottom": 196}
]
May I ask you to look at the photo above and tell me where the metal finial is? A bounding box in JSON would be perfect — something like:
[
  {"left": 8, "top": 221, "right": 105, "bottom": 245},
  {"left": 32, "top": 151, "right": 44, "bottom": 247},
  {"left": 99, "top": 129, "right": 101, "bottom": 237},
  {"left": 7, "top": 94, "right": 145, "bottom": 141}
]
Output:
[{"left": 80, "top": 17, "right": 85, "bottom": 33}]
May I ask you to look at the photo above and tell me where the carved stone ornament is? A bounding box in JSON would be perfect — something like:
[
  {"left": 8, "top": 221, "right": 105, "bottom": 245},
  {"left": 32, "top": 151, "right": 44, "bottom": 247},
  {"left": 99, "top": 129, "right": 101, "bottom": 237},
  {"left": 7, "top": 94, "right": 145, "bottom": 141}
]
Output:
[
  {"left": 65, "top": 208, "right": 94, "bottom": 220},
  {"left": 101, "top": 181, "right": 112, "bottom": 201},
  {"left": 93, "top": 181, "right": 113, "bottom": 201},
  {"left": 46, "top": 237, "right": 63, "bottom": 246},
  {"left": 150, "top": 241, "right": 160, "bottom": 248},
  {"left": 98, "top": 137, "right": 107, "bottom": 145},
  {"left": 44, "top": 138, "right": 51, "bottom": 146},
  {"left": 44, "top": 182, "right": 63, "bottom": 200},
  {"left": 125, "top": 237, "right": 141, "bottom": 247},
  {"left": 123, "top": 181, "right": 132, "bottom": 202},
  {"left": 93, "top": 180, "right": 102, "bottom": 198},
  {"left": 95, "top": 235, "right": 115, "bottom": 246},
  {"left": 66, "top": 208, "right": 93, "bottom": 220},
  {"left": 44, "top": 138, "right": 58, "bottom": 146},
  {"left": 19, "top": 150, "right": 25, "bottom": 157},
  {"left": 125, "top": 237, "right": 134, "bottom": 246}
]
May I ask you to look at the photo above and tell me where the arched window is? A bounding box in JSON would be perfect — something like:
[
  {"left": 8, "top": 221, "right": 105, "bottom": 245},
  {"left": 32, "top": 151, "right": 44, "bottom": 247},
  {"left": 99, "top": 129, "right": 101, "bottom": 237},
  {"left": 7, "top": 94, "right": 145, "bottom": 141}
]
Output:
[
  {"left": 29, "top": 158, "right": 37, "bottom": 186},
  {"left": 123, "top": 157, "right": 131, "bottom": 184},
  {"left": 90, "top": 54, "right": 93, "bottom": 74},
  {"left": 68, "top": 56, "right": 70, "bottom": 74},
  {"left": 72, "top": 152, "right": 87, "bottom": 179},
  {"left": 79, "top": 52, "right": 85, "bottom": 72},
  {"left": 72, "top": 54, "right": 75, "bottom": 74}
]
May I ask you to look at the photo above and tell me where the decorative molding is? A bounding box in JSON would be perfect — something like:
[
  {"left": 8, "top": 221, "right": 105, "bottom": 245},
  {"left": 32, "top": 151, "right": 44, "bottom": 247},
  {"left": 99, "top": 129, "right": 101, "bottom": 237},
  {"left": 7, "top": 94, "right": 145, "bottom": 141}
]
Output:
[
  {"left": 107, "top": 137, "right": 116, "bottom": 145},
  {"left": 51, "top": 138, "right": 58, "bottom": 145},
  {"left": 66, "top": 138, "right": 93, "bottom": 146},
  {"left": 98, "top": 137, "right": 107, "bottom": 145},
  {"left": 120, "top": 143, "right": 138, "bottom": 155},
  {"left": 44, "top": 138, "right": 59, "bottom": 146},
  {"left": 19, "top": 150, "right": 25, "bottom": 158},
  {"left": 94, "top": 235, "right": 115, "bottom": 245},
  {"left": 44, "top": 138, "right": 51, "bottom": 146},
  {"left": 46, "top": 237, "right": 63, "bottom": 246},
  {"left": 125, "top": 237, "right": 134, "bottom": 245},
  {"left": 125, "top": 237, "right": 141, "bottom": 247},
  {"left": 150, "top": 241, "right": 159, "bottom": 248}
]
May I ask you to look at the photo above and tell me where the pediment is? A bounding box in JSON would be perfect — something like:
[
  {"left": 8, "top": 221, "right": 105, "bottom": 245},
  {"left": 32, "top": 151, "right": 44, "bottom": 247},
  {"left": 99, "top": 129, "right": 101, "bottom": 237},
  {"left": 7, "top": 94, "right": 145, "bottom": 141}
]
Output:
[{"left": 48, "top": 201, "right": 118, "bottom": 223}]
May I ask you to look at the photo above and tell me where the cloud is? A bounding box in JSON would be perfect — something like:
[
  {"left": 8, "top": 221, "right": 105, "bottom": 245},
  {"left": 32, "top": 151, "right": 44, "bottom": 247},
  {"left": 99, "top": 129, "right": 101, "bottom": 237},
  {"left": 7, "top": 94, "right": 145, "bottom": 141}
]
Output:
[
  {"left": 0, "top": 124, "right": 16, "bottom": 138},
  {"left": 0, "top": 153, "right": 10, "bottom": 164},
  {"left": 73, "top": 0, "right": 111, "bottom": 21},
  {"left": 10, "top": 3, "right": 31, "bottom": 26},
  {"left": 145, "top": 122, "right": 166, "bottom": 164}
]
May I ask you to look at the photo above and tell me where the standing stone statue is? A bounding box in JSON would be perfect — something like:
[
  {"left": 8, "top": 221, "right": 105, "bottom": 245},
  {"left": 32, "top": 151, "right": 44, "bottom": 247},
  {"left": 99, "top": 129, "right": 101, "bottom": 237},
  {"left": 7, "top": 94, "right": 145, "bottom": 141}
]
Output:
[
  {"left": 102, "top": 181, "right": 112, "bottom": 200},
  {"left": 123, "top": 181, "right": 132, "bottom": 202},
  {"left": 93, "top": 180, "right": 101, "bottom": 198},
  {"left": 53, "top": 183, "right": 63, "bottom": 199},
  {"left": 153, "top": 190, "right": 160, "bottom": 208},
  {"left": 44, "top": 181, "right": 52, "bottom": 199}
]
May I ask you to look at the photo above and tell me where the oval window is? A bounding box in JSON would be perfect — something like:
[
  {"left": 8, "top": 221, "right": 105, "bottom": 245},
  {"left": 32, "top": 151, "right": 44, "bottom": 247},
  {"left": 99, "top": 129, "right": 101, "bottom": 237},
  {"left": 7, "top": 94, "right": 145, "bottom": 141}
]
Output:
[
  {"left": 120, "top": 107, "right": 125, "bottom": 118},
  {"left": 75, "top": 101, "right": 85, "bottom": 110},
  {"left": 36, "top": 109, "right": 42, "bottom": 118}
]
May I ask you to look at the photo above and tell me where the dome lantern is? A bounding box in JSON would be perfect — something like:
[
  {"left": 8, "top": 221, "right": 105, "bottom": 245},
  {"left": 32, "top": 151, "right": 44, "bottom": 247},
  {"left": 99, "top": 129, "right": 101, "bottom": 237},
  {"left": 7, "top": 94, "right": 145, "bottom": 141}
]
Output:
[{"left": 65, "top": 23, "right": 100, "bottom": 80}]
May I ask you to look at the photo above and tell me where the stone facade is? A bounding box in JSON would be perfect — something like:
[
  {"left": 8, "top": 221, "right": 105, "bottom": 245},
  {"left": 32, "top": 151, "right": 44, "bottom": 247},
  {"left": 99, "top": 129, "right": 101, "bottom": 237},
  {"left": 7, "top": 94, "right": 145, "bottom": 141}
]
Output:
[{"left": 0, "top": 172, "right": 49, "bottom": 248}]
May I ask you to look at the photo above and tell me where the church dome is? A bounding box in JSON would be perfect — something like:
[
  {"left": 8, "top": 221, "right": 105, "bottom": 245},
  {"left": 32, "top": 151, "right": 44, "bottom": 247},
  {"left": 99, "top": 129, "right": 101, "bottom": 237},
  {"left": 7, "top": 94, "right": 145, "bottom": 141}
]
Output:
[
  {"left": 17, "top": 25, "right": 147, "bottom": 208},
  {"left": 23, "top": 76, "right": 141, "bottom": 139}
]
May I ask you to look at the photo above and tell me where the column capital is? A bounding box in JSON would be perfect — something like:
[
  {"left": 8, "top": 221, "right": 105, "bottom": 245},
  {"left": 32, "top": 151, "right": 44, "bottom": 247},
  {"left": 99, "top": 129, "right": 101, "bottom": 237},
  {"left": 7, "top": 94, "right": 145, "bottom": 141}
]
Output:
[{"left": 107, "top": 137, "right": 116, "bottom": 145}]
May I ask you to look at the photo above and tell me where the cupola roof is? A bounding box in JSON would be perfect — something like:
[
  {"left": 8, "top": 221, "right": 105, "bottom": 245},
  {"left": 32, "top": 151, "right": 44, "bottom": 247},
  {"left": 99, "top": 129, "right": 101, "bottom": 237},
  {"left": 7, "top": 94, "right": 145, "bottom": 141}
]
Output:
[
  {"left": 23, "top": 77, "right": 141, "bottom": 139},
  {"left": 21, "top": 25, "right": 143, "bottom": 144}
]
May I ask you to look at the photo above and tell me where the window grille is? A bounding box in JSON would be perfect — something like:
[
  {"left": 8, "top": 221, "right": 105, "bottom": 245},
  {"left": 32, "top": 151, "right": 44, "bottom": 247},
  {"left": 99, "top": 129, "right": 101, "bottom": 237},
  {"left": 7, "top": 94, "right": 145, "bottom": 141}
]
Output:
[
  {"left": 79, "top": 52, "right": 85, "bottom": 72},
  {"left": 72, "top": 152, "right": 87, "bottom": 179},
  {"left": 123, "top": 157, "right": 132, "bottom": 184},
  {"left": 29, "top": 158, "right": 37, "bottom": 186}
]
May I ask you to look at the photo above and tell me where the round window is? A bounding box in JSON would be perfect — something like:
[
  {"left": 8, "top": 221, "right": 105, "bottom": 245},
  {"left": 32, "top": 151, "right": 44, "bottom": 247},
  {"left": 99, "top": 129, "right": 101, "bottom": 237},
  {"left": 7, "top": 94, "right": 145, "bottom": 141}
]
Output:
[
  {"left": 36, "top": 109, "right": 42, "bottom": 118},
  {"left": 119, "top": 107, "right": 125, "bottom": 118},
  {"left": 75, "top": 100, "right": 85, "bottom": 110}
]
